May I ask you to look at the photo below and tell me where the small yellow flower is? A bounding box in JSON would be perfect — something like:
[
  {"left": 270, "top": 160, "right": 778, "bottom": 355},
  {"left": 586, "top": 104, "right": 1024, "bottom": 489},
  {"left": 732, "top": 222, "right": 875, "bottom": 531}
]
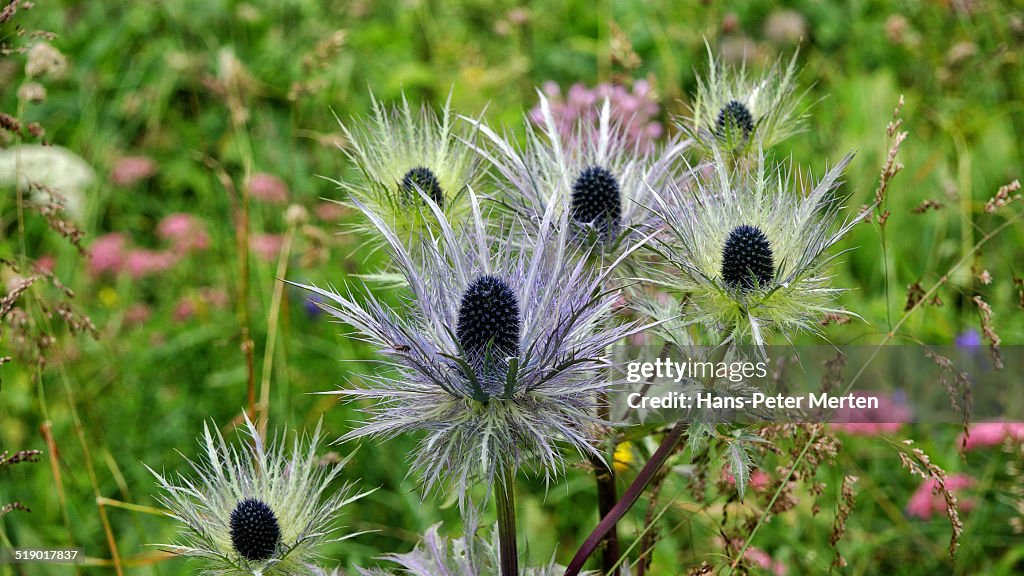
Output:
[
  {"left": 613, "top": 441, "right": 634, "bottom": 474},
  {"left": 99, "top": 287, "right": 118, "bottom": 308}
]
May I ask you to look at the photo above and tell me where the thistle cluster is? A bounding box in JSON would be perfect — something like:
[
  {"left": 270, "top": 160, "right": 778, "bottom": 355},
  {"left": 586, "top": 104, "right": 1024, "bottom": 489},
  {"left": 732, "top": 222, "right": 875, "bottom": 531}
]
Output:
[{"left": 150, "top": 46, "right": 870, "bottom": 576}]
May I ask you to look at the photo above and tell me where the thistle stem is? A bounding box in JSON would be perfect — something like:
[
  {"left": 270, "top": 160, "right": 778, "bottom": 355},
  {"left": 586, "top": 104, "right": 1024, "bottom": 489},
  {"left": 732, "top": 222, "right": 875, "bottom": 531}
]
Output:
[
  {"left": 593, "top": 395, "right": 620, "bottom": 575},
  {"left": 592, "top": 454, "right": 620, "bottom": 575},
  {"left": 496, "top": 467, "right": 520, "bottom": 576}
]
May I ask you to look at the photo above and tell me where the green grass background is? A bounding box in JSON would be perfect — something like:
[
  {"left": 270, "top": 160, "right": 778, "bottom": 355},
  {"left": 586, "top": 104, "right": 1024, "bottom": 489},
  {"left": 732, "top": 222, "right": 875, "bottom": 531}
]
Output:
[{"left": 2, "top": 1, "right": 1023, "bottom": 574}]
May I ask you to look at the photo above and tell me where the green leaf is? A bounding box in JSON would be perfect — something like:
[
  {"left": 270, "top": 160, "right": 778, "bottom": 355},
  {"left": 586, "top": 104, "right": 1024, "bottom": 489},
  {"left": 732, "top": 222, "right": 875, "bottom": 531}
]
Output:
[{"left": 728, "top": 439, "right": 756, "bottom": 501}]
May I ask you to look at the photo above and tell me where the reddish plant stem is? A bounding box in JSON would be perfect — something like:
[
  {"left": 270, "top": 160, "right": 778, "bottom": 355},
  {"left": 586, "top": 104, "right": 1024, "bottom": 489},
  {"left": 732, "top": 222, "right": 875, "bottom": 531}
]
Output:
[
  {"left": 591, "top": 452, "right": 620, "bottom": 575},
  {"left": 565, "top": 421, "right": 687, "bottom": 576}
]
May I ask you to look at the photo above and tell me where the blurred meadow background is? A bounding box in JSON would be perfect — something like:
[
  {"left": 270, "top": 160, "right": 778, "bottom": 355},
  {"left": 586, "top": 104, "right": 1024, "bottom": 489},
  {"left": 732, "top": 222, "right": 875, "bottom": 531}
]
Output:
[{"left": 2, "top": 0, "right": 1024, "bottom": 574}]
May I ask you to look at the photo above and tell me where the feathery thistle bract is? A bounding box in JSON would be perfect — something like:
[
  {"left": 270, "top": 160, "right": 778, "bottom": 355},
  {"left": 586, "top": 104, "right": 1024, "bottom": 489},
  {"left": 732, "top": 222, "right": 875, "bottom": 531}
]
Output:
[
  {"left": 468, "top": 91, "right": 686, "bottom": 252},
  {"left": 648, "top": 148, "right": 862, "bottom": 347},
  {"left": 332, "top": 91, "right": 482, "bottom": 245},
  {"left": 357, "top": 516, "right": 591, "bottom": 576},
  {"left": 148, "top": 417, "right": 369, "bottom": 576},
  {"left": 296, "top": 196, "right": 652, "bottom": 501},
  {"left": 683, "top": 46, "right": 805, "bottom": 159}
]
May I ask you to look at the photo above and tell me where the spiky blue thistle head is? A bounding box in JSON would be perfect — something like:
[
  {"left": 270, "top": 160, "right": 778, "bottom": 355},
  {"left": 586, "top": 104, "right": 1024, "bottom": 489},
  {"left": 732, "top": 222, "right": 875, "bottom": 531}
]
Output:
[
  {"left": 229, "top": 498, "right": 281, "bottom": 561},
  {"left": 401, "top": 166, "right": 444, "bottom": 206},
  {"left": 456, "top": 275, "right": 521, "bottom": 360},
  {"left": 721, "top": 224, "right": 774, "bottom": 291},
  {"left": 683, "top": 47, "right": 806, "bottom": 158},
  {"left": 571, "top": 165, "right": 622, "bottom": 237},
  {"left": 715, "top": 100, "right": 755, "bottom": 143},
  {"left": 334, "top": 92, "right": 481, "bottom": 246},
  {"left": 468, "top": 93, "right": 687, "bottom": 251}
]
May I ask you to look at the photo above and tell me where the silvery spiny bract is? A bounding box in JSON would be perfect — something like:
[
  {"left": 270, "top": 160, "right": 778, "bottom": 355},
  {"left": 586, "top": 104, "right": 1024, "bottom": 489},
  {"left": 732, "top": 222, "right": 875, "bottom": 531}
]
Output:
[
  {"left": 332, "top": 91, "right": 482, "bottom": 243},
  {"left": 468, "top": 92, "right": 686, "bottom": 252},
  {"left": 682, "top": 46, "right": 805, "bottom": 158},
  {"left": 148, "top": 417, "right": 368, "bottom": 576},
  {"left": 357, "top": 515, "right": 592, "bottom": 576},
  {"left": 297, "top": 196, "right": 652, "bottom": 501},
  {"left": 648, "top": 148, "right": 862, "bottom": 347}
]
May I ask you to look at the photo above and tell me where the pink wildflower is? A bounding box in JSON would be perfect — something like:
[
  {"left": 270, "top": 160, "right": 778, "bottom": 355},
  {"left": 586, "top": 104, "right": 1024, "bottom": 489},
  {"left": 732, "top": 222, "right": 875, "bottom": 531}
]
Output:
[
  {"left": 247, "top": 173, "right": 289, "bottom": 204},
  {"left": 745, "top": 546, "right": 787, "bottom": 576},
  {"left": 124, "top": 303, "right": 152, "bottom": 326},
  {"left": 958, "top": 422, "right": 1024, "bottom": 451},
  {"left": 111, "top": 156, "right": 157, "bottom": 187},
  {"left": 173, "top": 298, "right": 195, "bottom": 323},
  {"left": 124, "top": 249, "right": 177, "bottom": 279},
  {"left": 531, "top": 81, "right": 663, "bottom": 152},
  {"left": 315, "top": 200, "right": 348, "bottom": 221},
  {"left": 34, "top": 255, "right": 56, "bottom": 273},
  {"left": 831, "top": 392, "right": 911, "bottom": 435},
  {"left": 88, "top": 233, "right": 128, "bottom": 276},
  {"left": 250, "top": 233, "right": 284, "bottom": 262},
  {"left": 907, "top": 474, "right": 975, "bottom": 519},
  {"left": 199, "top": 287, "right": 229, "bottom": 309},
  {"left": 157, "top": 213, "right": 210, "bottom": 253}
]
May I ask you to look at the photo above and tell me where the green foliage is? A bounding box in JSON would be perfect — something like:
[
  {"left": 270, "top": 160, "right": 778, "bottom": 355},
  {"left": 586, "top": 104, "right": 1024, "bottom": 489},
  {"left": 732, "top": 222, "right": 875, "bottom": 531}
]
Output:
[{"left": 1, "top": 1, "right": 1023, "bottom": 575}]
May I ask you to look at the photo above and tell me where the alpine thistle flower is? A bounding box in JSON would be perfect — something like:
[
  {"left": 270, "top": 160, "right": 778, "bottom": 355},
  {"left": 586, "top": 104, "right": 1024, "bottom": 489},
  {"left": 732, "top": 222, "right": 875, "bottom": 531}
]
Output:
[
  {"left": 333, "top": 91, "right": 482, "bottom": 243},
  {"left": 469, "top": 91, "right": 685, "bottom": 251},
  {"left": 649, "top": 148, "right": 862, "bottom": 347},
  {"left": 148, "top": 417, "right": 368, "bottom": 575},
  {"left": 296, "top": 196, "right": 650, "bottom": 500},
  {"left": 683, "top": 45, "right": 805, "bottom": 158},
  {"left": 357, "top": 516, "right": 591, "bottom": 576}
]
